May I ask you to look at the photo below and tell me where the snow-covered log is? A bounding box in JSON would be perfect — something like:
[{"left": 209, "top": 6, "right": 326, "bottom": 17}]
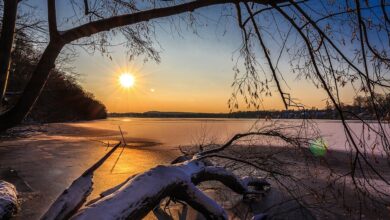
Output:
[
  {"left": 41, "top": 142, "right": 121, "bottom": 220},
  {"left": 43, "top": 131, "right": 282, "bottom": 219},
  {"left": 0, "top": 180, "right": 18, "bottom": 219},
  {"left": 84, "top": 174, "right": 137, "bottom": 206},
  {"left": 70, "top": 160, "right": 268, "bottom": 220}
]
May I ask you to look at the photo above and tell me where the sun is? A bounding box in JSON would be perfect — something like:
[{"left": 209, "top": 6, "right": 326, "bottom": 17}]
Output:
[{"left": 119, "top": 73, "right": 135, "bottom": 88}]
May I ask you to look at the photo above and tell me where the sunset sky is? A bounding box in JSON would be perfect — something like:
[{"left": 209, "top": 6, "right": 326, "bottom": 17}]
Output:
[
  {"left": 28, "top": 1, "right": 358, "bottom": 113},
  {"left": 74, "top": 32, "right": 335, "bottom": 113}
]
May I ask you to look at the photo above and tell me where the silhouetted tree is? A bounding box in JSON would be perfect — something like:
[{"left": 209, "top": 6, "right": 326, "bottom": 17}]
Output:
[{"left": 5, "top": 28, "right": 107, "bottom": 123}]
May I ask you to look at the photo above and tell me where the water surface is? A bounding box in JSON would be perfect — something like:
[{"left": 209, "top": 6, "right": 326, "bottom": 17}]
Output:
[{"left": 72, "top": 117, "right": 389, "bottom": 153}]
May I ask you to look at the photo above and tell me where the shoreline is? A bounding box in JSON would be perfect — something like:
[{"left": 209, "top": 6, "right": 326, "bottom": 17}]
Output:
[{"left": 107, "top": 116, "right": 388, "bottom": 123}]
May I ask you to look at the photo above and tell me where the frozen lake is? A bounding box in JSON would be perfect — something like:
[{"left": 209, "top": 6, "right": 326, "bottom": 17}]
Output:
[
  {"left": 1, "top": 118, "right": 389, "bottom": 219},
  {"left": 70, "top": 117, "right": 390, "bottom": 154}
]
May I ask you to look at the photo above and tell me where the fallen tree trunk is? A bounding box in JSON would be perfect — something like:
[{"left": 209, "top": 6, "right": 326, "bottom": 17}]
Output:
[
  {"left": 0, "top": 180, "right": 18, "bottom": 219},
  {"left": 70, "top": 160, "right": 269, "bottom": 220},
  {"left": 41, "top": 142, "right": 121, "bottom": 220},
  {"left": 42, "top": 130, "right": 292, "bottom": 219}
]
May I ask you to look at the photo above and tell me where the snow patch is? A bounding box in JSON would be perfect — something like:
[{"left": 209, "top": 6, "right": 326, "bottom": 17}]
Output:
[{"left": 0, "top": 180, "right": 18, "bottom": 219}]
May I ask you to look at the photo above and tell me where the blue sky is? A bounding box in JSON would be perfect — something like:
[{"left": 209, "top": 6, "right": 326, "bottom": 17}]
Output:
[{"left": 18, "top": 0, "right": 372, "bottom": 113}]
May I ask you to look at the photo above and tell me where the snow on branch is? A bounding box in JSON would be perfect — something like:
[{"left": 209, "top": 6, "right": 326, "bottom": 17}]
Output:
[
  {"left": 41, "top": 142, "right": 121, "bottom": 220},
  {"left": 70, "top": 160, "right": 269, "bottom": 220},
  {"left": 0, "top": 181, "right": 18, "bottom": 219}
]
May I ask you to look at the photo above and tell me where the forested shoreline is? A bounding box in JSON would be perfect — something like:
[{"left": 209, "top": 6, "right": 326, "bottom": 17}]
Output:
[
  {"left": 110, "top": 95, "right": 390, "bottom": 120},
  {"left": 2, "top": 31, "right": 107, "bottom": 123}
]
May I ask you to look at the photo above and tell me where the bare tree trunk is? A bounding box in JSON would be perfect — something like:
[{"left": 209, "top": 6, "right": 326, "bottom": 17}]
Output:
[
  {"left": 0, "top": 41, "right": 64, "bottom": 131},
  {"left": 0, "top": 0, "right": 18, "bottom": 103}
]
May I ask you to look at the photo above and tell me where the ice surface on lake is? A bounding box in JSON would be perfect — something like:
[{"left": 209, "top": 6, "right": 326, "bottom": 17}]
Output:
[{"left": 72, "top": 118, "right": 390, "bottom": 155}]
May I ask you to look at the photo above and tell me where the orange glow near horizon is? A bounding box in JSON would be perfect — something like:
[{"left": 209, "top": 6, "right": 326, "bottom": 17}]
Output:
[
  {"left": 78, "top": 54, "right": 355, "bottom": 114},
  {"left": 82, "top": 61, "right": 339, "bottom": 113}
]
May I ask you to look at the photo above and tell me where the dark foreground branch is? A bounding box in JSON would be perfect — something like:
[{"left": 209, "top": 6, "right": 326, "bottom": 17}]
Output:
[{"left": 199, "top": 130, "right": 301, "bottom": 156}]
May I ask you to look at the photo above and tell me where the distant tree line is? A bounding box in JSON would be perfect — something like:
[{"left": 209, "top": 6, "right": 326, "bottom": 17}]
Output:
[
  {"left": 4, "top": 31, "right": 107, "bottom": 123},
  {"left": 349, "top": 94, "right": 390, "bottom": 120},
  {"left": 110, "top": 95, "right": 390, "bottom": 121}
]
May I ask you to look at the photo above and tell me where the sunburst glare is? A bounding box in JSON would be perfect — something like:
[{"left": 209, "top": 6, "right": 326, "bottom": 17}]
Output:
[{"left": 119, "top": 73, "right": 135, "bottom": 88}]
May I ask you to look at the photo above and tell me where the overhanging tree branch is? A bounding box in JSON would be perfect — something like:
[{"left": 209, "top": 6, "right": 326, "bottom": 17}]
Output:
[
  {"left": 61, "top": 0, "right": 288, "bottom": 43},
  {"left": 274, "top": 3, "right": 390, "bottom": 186},
  {"left": 287, "top": 0, "right": 390, "bottom": 88},
  {"left": 243, "top": 2, "right": 289, "bottom": 109},
  {"left": 0, "top": 0, "right": 289, "bottom": 131},
  {"left": 0, "top": 0, "right": 19, "bottom": 104}
]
